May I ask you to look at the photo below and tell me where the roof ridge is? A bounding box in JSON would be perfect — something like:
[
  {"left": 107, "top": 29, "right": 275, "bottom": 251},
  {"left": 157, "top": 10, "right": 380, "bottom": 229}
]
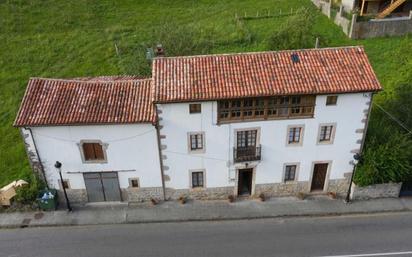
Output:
[
  {"left": 29, "top": 77, "right": 153, "bottom": 84},
  {"left": 152, "top": 46, "right": 364, "bottom": 61}
]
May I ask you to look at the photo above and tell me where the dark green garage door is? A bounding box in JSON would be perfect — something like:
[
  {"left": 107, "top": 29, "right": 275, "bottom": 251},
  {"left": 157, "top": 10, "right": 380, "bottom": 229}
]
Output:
[{"left": 84, "top": 172, "right": 121, "bottom": 202}]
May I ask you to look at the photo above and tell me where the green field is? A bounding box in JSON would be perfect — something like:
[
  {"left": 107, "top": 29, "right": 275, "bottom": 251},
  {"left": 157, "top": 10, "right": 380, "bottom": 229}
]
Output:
[{"left": 1, "top": 0, "right": 411, "bottom": 187}]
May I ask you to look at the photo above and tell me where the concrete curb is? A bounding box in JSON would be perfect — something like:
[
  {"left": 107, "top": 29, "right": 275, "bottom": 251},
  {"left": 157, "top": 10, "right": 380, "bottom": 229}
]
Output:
[{"left": 1, "top": 205, "right": 411, "bottom": 229}]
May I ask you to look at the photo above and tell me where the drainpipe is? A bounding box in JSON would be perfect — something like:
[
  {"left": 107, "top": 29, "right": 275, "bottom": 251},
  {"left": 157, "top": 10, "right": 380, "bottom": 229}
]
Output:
[
  {"left": 154, "top": 107, "right": 167, "bottom": 201},
  {"left": 24, "top": 127, "right": 49, "bottom": 189},
  {"left": 345, "top": 93, "right": 374, "bottom": 203}
]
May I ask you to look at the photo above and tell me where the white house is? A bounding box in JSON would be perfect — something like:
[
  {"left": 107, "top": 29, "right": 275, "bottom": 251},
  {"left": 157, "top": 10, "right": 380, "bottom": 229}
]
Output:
[
  {"left": 15, "top": 46, "right": 381, "bottom": 203},
  {"left": 14, "top": 77, "right": 164, "bottom": 203}
]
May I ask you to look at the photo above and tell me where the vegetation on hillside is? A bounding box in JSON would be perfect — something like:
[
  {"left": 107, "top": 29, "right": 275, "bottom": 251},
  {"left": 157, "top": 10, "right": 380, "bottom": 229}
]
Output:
[
  {"left": 0, "top": 0, "right": 411, "bottom": 187},
  {"left": 354, "top": 84, "right": 412, "bottom": 186}
]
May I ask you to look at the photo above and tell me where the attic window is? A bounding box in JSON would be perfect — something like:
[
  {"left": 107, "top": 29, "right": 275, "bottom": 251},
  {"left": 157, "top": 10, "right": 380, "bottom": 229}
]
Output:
[{"left": 291, "top": 53, "right": 300, "bottom": 63}]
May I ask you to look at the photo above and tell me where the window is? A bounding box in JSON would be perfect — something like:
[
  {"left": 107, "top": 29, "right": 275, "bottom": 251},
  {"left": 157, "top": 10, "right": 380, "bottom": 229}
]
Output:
[
  {"left": 191, "top": 171, "right": 204, "bottom": 188},
  {"left": 318, "top": 124, "right": 336, "bottom": 144},
  {"left": 287, "top": 126, "right": 303, "bottom": 145},
  {"left": 284, "top": 165, "right": 297, "bottom": 182},
  {"left": 188, "top": 132, "right": 205, "bottom": 152},
  {"left": 217, "top": 95, "right": 316, "bottom": 123},
  {"left": 81, "top": 141, "right": 106, "bottom": 162},
  {"left": 129, "top": 178, "right": 139, "bottom": 188},
  {"left": 60, "top": 179, "right": 70, "bottom": 189},
  {"left": 189, "top": 103, "right": 201, "bottom": 114},
  {"left": 326, "top": 95, "right": 338, "bottom": 106},
  {"left": 236, "top": 130, "right": 257, "bottom": 148}
]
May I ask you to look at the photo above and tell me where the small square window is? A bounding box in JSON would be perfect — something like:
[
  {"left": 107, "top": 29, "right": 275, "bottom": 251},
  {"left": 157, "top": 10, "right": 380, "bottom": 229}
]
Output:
[
  {"left": 284, "top": 165, "right": 297, "bottom": 182},
  {"left": 189, "top": 103, "right": 201, "bottom": 114},
  {"left": 60, "top": 179, "right": 70, "bottom": 189},
  {"left": 326, "top": 95, "right": 338, "bottom": 106},
  {"left": 191, "top": 171, "right": 204, "bottom": 188},
  {"left": 129, "top": 178, "right": 139, "bottom": 188}
]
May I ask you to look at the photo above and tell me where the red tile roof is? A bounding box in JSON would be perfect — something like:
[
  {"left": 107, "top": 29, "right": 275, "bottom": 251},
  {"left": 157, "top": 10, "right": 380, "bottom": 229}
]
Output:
[
  {"left": 14, "top": 77, "right": 156, "bottom": 127},
  {"left": 152, "top": 46, "right": 381, "bottom": 103}
]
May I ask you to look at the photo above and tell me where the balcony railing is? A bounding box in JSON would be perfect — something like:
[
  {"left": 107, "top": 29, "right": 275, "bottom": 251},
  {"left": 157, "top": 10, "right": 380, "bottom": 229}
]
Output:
[{"left": 233, "top": 145, "right": 262, "bottom": 163}]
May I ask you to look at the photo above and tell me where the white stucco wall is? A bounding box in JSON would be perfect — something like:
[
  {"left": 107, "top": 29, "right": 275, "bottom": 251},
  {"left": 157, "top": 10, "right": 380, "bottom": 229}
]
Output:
[
  {"left": 23, "top": 124, "right": 162, "bottom": 190},
  {"left": 158, "top": 93, "right": 371, "bottom": 191}
]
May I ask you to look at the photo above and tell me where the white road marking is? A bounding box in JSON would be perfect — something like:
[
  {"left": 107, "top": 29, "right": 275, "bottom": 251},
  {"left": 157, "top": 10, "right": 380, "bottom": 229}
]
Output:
[{"left": 316, "top": 251, "right": 412, "bottom": 257}]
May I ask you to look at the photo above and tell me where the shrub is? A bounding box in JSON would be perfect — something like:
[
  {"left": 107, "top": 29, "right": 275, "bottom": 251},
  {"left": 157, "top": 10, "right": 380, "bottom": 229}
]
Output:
[
  {"left": 150, "top": 21, "right": 213, "bottom": 57},
  {"left": 354, "top": 133, "right": 412, "bottom": 187},
  {"left": 267, "top": 8, "right": 319, "bottom": 51},
  {"left": 14, "top": 175, "right": 45, "bottom": 204},
  {"left": 354, "top": 83, "right": 412, "bottom": 187}
]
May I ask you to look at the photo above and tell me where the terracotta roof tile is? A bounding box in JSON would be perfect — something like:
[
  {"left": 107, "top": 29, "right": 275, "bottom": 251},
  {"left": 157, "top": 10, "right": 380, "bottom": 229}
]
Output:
[
  {"left": 153, "top": 46, "right": 381, "bottom": 103},
  {"left": 14, "top": 77, "right": 155, "bottom": 127}
]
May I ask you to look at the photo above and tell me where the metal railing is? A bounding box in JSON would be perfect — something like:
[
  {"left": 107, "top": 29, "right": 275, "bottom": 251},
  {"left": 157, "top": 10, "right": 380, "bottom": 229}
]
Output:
[{"left": 233, "top": 145, "right": 262, "bottom": 163}]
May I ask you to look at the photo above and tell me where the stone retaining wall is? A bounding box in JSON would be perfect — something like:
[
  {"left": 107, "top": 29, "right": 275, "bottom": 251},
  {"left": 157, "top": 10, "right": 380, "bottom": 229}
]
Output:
[
  {"left": 312, "top": 0, "right": 331, "bottom": 18},
  {"left": 349, "top": 12, "right": 412, "bottom": 39},
  {"left": 350, "top": 182, "right": 402, "bottom": 200}
]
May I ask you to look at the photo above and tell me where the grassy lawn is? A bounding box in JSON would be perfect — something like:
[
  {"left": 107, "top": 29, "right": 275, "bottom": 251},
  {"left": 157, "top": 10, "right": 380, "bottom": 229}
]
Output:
[{"left": 0, "top": 0, "right": 411, "bottom": 187}]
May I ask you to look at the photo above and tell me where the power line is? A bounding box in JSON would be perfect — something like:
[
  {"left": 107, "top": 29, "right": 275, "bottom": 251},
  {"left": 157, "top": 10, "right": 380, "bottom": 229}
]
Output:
[
  {"left": 163, "top": 150, "right": 228, "bottom": 162},
  {"left": 32, "top": 128, "right": 155, "bottom": 143},
  {"left": 374, "top": 103, "right": 412, "bottom": 135}
]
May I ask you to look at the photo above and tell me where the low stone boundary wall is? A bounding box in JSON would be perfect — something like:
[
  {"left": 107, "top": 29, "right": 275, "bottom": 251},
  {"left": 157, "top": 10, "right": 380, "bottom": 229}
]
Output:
[
  {"left": 349, "top": 12, "right": 412, "bottom": 39},
  {"left": 312, "top": 0, "right": 331, "bottom": 18},
  {"left": 350, "top": 182, "right": 402, "bottom": 200}
]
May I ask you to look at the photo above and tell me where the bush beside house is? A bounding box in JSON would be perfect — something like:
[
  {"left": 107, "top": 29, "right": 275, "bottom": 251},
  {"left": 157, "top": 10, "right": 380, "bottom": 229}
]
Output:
[{"left": 354, "top": 84, "right": 412, "bottom": 189}]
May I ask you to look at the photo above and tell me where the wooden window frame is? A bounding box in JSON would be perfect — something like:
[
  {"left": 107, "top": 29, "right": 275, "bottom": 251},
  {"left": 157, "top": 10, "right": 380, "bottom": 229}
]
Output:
[
  {"left": 187, "top": 132, "right": 205, "bottom": 153},
  {"left": 189, "top": 103, "right": 202, "bottom": 114},
  {"left": 317, "top": 123, "right": 337, "bottom": 145},
  {"left": 190, "top": 170, "right": 205, "bottom": 189},
  {"left": 217, "top": 95, "right": 315, "bottom": 124},
  {"left": 326, "top": 95, "right": 338, "bottom": 106},
  {"left": 283, "top": 163, "right": 299, "bottom": 183},
  {"left": 286, "top": 125, "right": 305, "bottom": 146},
  {"left": 79, "top": 140, "right": 108, "bottom": 164}
]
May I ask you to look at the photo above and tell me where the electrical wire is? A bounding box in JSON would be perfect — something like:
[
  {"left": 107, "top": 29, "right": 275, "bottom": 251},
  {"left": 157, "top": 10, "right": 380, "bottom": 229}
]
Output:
[
  {"left": 374, "top": 103, "right": 412, "bottom": 135},
  {"left": 31, "top": 128, "right": 156, "bottom": 143}
]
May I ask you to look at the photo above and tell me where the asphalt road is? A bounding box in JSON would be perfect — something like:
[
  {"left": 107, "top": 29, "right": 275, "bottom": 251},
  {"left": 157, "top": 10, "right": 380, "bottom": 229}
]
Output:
[{"left": 1, "top": 213, "right": 412, "bottom": 257}]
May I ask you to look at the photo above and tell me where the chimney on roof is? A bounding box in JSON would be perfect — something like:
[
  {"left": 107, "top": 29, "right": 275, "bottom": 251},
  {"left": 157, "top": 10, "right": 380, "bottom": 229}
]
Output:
[{"left": 155, "top": 44, "right": 165, "bottom": 57}]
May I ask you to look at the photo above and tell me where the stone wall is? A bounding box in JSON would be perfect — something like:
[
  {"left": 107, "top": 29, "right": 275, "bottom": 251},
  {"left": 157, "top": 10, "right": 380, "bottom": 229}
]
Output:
[
  {"left": 165, "top": 187, "right": 234, "bottom": 200},
  {"left": 350, "top": 182, "right": 402, "bottom": 200},
  {"left": 312, "top": 0, "right": 331, "bottom": 18},
  {"left": 57, "top": 189, "right": 88, "bottom": 205},
  {"left": 349, "top": 12, "right": 412, "bottom": 39},
  {"left": 123, "top": 187, "right": 164, "bottom": 202},
  {"left": 255, "top": 182, "right": 309, "bottom": 197},
  {"left": 334, "top": 6, "right": 352, "bottom": 35}
]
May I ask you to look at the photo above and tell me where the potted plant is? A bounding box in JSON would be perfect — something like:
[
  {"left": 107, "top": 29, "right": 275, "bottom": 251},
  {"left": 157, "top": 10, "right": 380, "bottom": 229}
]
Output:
[
  {"left": 327, "top": 191, "right": 337, "bottom": 199},
  {"left": 178, "top": 195, "right": 187, "bottom": 204},
  {"left": 296, "top": 192, "right": 306, "bottom": 200},
  {"left": 150, "top": 198, "right": 159, "bottom": 205}
]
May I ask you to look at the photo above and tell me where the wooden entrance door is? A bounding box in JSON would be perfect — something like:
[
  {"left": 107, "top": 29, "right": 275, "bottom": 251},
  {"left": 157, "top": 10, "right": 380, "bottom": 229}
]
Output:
[
  {"left": 311, "top": 164, "right": 328, "bottom": 191},
  {"left": 238, "top": 169, "right": 253, "bottom": 195}
]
